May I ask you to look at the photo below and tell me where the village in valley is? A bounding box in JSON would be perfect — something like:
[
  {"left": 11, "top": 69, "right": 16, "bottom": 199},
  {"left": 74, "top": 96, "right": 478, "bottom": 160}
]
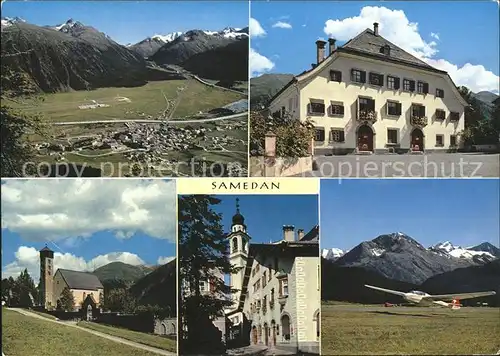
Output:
[{"left": 1, "top": 1, "right": 249, "bottom": 177}]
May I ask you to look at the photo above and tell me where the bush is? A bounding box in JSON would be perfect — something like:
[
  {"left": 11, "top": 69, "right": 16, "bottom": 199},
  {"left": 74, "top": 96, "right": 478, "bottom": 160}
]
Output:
[{"left": 250, "top": 109, "right": 315, "bottom": 158}]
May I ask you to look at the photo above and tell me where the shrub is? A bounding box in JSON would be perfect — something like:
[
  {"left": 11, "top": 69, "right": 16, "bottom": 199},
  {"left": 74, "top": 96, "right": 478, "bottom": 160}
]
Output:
[{"left": 250, "top": 109, "right": 315, "bottom": 158}]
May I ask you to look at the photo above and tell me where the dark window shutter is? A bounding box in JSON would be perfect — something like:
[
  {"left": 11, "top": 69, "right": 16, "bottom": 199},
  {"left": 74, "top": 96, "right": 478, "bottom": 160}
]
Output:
[
  {"left": 394, "top": 77, "right": 400, "bottom": 90},
  {"left": 420, "top": 106, "right": 426, "bottom": 116},
  {"left": 378, "top": 74, "right": 384, "bottom": 85},
  {"left": 423, "top": 83, "right": 429, "bottom": 94},
  {"left": 397, "top": 103, "right": 402, "bottom": 115},
  {"left": 340, "top": 131, "right": 345, "bottom": 142},
  {"left": 338, "top": 71, "right": 342, "bottom": 82},
  {"left": 350, "top": 69, "right": 355, "bottom": 81},
  {"left": 307, "top": 103, "right": 311, "bottom": 114},
  {"left": 360, "top": 71, "right": 366, "bottom": 83},
  {"left": 368, "top": 99, "right": 375, "bottom": 110},
  {"left": 409, "top": 81, "right": 416, "bottom": 91},
  {"left": 339, "top": 105, "right": 345, "bottom": 115}
]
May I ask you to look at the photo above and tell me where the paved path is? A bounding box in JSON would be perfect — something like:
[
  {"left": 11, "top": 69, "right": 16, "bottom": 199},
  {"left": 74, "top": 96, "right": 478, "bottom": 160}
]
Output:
[
  {"left": 52, "top": 112, "right": 247, "bottom": 126},
  {"left": 294, "top": 153, "right": 499, "bottom": 178},
  {"left": 8, "top": 308, "right": 175, "bottom": 355}
]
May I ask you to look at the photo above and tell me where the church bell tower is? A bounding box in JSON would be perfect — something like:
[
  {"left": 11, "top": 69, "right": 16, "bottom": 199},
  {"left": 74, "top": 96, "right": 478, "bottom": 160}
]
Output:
[
  {"left": 39, "top": 246, "right": 54, "bottom": 309},
  {"left": 227, "top": 198, "right": 250, "bottom": 309}
]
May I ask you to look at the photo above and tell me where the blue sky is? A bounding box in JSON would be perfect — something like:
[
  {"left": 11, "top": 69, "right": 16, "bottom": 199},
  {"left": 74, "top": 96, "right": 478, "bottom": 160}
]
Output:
[
  {"left": 1, "top": 179, "right": 176, "bottom": 281},
  {"left": 2, "top": 1, "right": 249, "bottom": 45},
  {"left": 250, "top": 1, "right": 499, "bottom": 93},
  {"left": 212, "top": 194, "right": 319, "bottom": 243},
  {"left": 320, "top": 179, "right": 500, "bottom": 251}
]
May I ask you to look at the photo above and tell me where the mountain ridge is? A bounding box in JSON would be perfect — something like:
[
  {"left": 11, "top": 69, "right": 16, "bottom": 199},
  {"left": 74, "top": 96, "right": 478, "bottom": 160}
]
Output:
[{"left": 325, "top": 233, "right": 498, "bottom": 285}]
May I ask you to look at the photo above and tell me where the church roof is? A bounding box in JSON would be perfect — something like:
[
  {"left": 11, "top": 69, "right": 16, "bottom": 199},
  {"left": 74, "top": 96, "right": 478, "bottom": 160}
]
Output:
[
  {"left": 57, "top": 269, "right": 103, "bottom": 291},
  {"left": 232, "top": 198, "right": 245, "bottom": 226},
  {"left": 40, "top": 246, "right": 53, "bottom": 252}
]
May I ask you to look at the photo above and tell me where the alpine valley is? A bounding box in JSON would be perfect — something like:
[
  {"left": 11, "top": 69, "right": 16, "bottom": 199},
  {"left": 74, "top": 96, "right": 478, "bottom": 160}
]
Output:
[
  {"left": 1, "top": 16, "right": 249, "bottom": 177},
  {"left": 321, "top": 232, "right": 500, "bottom": 306}
]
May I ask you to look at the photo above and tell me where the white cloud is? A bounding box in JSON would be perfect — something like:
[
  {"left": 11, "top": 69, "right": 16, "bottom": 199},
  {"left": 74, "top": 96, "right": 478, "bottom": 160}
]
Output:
[
  {"left": 430, "top": 32, "right": 440, "bottom": 40},
  {"left": 250, "top": 18, "right": 266, "bottom": 37},
  {"left": 272, "top": 21, "right": 292, "bottom": 29},
  {"left": 1, "top": 179, "right": 176, "bottom": 242},
  {"left": 157, "top": 256, "right": 175, "bottom": 265},
  {"left": 2, "top": 246, "right": 146, "bottom": 281},
  {"left": 250, "top": 48, "right": 275, "bottom": 77},
  {"left": 323, "top": 6, "right": 499, "bottom": 93}
]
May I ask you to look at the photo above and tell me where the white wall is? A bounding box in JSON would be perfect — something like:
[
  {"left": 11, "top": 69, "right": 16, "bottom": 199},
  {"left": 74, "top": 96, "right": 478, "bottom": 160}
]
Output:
[
  {"left": 271, "top": 52, "right": 466, "bottom": 152},
  {"left": 268, "top": 84, "right": 301, "bottom": 120}
]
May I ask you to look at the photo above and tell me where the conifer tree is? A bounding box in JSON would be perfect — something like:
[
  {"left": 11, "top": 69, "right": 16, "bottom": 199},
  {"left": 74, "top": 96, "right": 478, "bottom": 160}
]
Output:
[{"left": 178, "top": 195, "right": 242, "bottom": 354}]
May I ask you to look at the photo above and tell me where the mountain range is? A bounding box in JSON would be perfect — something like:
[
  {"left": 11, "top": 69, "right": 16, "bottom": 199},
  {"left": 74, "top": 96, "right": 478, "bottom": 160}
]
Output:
[
  {"left": 129, "top": 27, "right": 248, "bottom": 59},
  {"left": 321, "top": 233, "right": 500, "bottom": 306},
  {"left": 1, "top": 17, "right": 249, "bottom": 95},
  {"left": 250, "top": 73, "right": 499, "bottom": 111},
  {"left": 92, "top": 259, "right": 176, "bottom": 312}
]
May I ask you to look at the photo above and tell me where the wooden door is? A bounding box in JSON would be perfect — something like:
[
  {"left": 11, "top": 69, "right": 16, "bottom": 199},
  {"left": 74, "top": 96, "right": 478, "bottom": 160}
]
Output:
[{"left": 357, "top": 125, "right": 374, "bottom": 151}]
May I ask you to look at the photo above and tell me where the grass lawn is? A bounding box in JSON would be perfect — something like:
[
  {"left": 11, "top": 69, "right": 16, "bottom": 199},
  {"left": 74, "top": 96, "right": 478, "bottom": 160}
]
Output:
[
  {"left": 24, "top": 308, "right": 57, "bottom": 320},
  {"left": 5, "top": 79, "right": 245, "bottom": 123},
  {"left": 2, "top": 309, "right": 159, "bottom": 356},
  {"left": 77, "top": 321, "right": 176, "bottom": 352},
  {"left": 321, "top": 303, "right": 500, "bottom": 355}
]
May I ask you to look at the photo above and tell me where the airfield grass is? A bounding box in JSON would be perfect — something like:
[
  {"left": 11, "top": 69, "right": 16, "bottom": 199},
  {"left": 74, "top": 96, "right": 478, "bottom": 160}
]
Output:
[
  {"left": 2, "top": 309, "right": 159, "bottom": 356},
  {"left": 77, "top": 321, "right": 176, "bottom": 352},
  {"left": 321, "top": 303, "right": 500, "bottom": 355},
  {"left": 5, "top": 79, "right": 244, "bottom": 123}
]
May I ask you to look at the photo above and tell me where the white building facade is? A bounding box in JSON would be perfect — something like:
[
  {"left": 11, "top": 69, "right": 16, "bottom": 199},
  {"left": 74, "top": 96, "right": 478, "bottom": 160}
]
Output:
[
  {"left": 268, "top": 22, "right": 468, "bottom": 155},
  {"left": 225, "top": 202, "right": 320, "bottom": 354}
]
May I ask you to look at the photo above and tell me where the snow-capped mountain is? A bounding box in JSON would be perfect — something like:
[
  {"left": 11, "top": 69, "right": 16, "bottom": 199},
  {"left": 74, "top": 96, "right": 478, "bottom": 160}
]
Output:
[
  {"left": 203, "top": 27, "right": 249, "bottom": 39},
  {"left": 429, "top": 241, "right": 499, "bottom": 263},
  {"left": 322, "top": 248, "right": 345, "bottom": 260},
  {"left": 51, "top": 18, "right": 82, "bottom": 32},
  {"left": 151, "top": 31, "right": 183, "bottom": 44},
  {"left": 130, "top": 26, "right": 248, "bottom": 58},
  {"left": 1, "top": 17, "right": 26, "bottom": 28}
]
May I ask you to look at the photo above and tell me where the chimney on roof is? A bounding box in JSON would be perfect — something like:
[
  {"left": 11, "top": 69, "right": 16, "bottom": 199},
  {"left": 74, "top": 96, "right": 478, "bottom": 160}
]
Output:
[
  {"left": 315, "top": 39, "right": 327, "bottom": 65},
  {"left": 283, "top": 225, "right": 295, "bottom": 242},
  {"left": 297, "top": 229, "right": 304, "bottom": 241},
  {"left": 373, "top": 22, "right": 379, "bottom": 36},
  {"left": 328, "top": 38, "right": 336, "bottom": 56}
]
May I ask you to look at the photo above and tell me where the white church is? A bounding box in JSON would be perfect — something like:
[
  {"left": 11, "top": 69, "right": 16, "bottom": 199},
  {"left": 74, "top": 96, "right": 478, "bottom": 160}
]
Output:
[{"left": 224, "top": 199, "right": 320, "bottom": 354}]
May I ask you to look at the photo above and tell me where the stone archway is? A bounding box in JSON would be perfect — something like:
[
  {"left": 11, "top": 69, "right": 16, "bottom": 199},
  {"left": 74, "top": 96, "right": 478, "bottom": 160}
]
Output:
[
  {"left": 357, "top": 125, "right": 374, "bottom": 151},
  {"left": 264, "top": 323, "right": 269, "bottom": 346},
  {"left": 313, "top": 310, "right": 320, "bottom": 340},
  {"left": 410, "top": 128, "right": 424, "bottom": 151},
  {"left": 86, "top": 304, "right": 93, "bottom": 321},
  {"left": 171, "top": 322, "right": 176, "bottom": 335},
  {"left": 280, "top": 314, "right": 291, "bottom": 342},
  {"left": 162, "top": 323, "right": 167, "bottom": 335},
  {"left": 252, "top": 325, "right": 258, "bottom": 345},
  {"left": 271, "top": 320, "right": 277, "bottom": 346}
]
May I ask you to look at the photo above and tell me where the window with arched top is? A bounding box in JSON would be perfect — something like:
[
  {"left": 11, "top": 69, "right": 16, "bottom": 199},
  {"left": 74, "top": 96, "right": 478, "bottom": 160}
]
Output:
[{"left": 232, "top": 237, "right": 238, "bottom": 252}]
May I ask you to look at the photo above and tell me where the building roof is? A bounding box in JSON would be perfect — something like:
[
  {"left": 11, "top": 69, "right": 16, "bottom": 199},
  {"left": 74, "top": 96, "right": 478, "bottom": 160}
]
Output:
[
  {"left": 268, "top": 26, "right": 468, "bottom": 108},
  {"left": 300, "top": 225, "right": 319, "bottom": 242},
  {"left": 341, "top": 28, "right": 437, "bottom": 71},
  {"left": 40, "top": 246, "right": 53, "bottom": 252},
  {"left": 57, "top": 269, "right": 103, "bottom": 291}
]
